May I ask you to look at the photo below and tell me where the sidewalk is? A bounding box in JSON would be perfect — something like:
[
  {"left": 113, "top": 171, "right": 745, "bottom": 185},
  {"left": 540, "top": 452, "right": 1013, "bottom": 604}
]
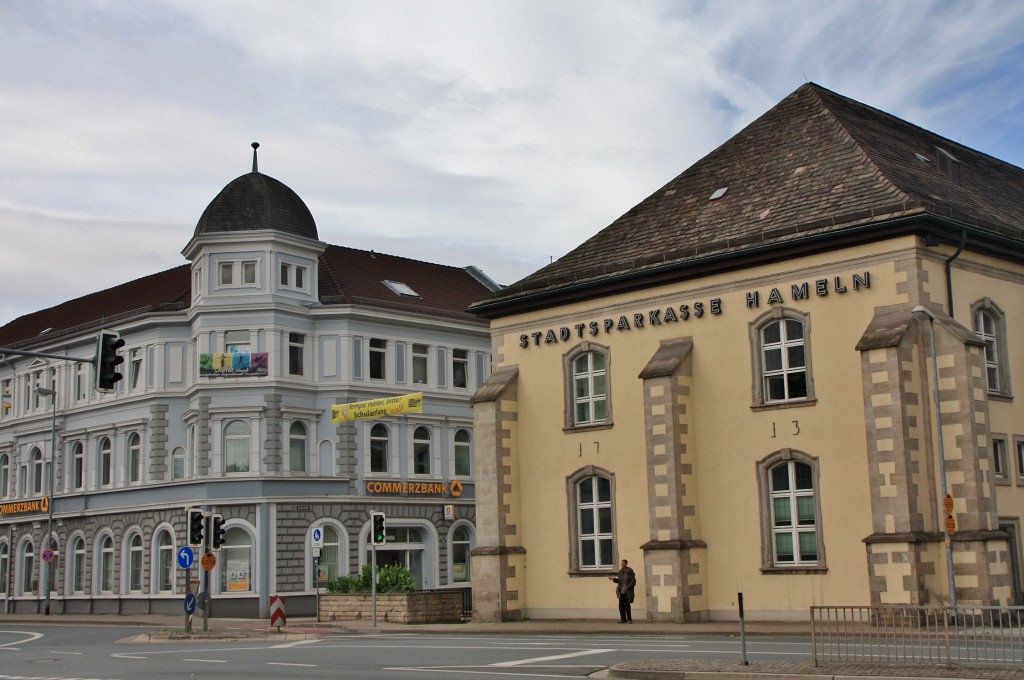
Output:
[{"left": 2, "top": 612, "right": 1021, "bottom": 680}]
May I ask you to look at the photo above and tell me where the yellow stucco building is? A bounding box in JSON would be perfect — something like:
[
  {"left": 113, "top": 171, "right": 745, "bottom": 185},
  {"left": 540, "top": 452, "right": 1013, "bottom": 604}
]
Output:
[{"left": 468, "top": 83, "right": 1024, "bottom": 621}]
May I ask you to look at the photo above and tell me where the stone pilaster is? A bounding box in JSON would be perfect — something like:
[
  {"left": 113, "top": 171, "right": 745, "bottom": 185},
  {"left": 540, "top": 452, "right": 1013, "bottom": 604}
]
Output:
[
  {"left": 196, "top": 396, "right": 212, "bottom": 476},
  {"left": 638, "top": 338, "right": 707, "bottom": 622},
  {"left": 857, "top": 306, "right": 1012, "bottom": 606},
  {"left": 149, "top": 404, "right": 169, "bottom": 479},
  {"left": 470, "top": 366, "right": 525, "bottom": 622},
  {"left": 335, "top": 423, "right": 356, "bottom": 477}
]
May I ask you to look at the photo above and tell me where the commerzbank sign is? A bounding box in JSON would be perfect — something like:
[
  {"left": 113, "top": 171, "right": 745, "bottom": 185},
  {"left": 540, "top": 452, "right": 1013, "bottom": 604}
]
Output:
[{"left": 518, "top": 271, "right": 871, "bottom": 348}]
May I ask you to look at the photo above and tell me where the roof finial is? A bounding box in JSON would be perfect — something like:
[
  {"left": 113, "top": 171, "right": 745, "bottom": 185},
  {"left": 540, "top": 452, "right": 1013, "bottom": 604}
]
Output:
[{"left": 251, "top": 141, "right": 260, "bottom": 173}]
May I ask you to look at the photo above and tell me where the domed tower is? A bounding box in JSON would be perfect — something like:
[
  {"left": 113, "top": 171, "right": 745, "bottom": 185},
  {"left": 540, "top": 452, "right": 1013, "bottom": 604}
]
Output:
[{"left": 182, "top": 143, "right": 326, "bottom": 311}]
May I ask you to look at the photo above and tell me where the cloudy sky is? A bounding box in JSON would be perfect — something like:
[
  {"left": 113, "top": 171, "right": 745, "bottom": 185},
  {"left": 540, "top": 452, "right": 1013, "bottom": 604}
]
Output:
[{"left": 2, "top": 1, "right": 1023, "bottom": 326}]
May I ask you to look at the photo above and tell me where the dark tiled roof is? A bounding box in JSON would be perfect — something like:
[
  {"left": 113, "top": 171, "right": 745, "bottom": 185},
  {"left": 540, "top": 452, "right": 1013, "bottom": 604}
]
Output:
[
  {"left": 194, "top": 172, "right": 319, "bottom": 240},
  {"left": 318, "top": 245, "right": 492, "bottom": 323},
  {"left": 0, "top": 266, "right": 192, "bottom": 349},
  {"left": 470, "top": 83, "right": 1024, "bottom": 317},
  {"left": 0, "top": 246, "right": 490, "bottom": 349}
]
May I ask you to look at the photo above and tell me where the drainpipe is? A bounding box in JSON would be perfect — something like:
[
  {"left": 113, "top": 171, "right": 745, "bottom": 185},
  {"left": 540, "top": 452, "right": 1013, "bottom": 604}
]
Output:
[
  {"left": 913, "top": 306, "right": 957, "bottom": 608},
  {"left": 943, "top": 229, "right": 967, "bottom": 319}
]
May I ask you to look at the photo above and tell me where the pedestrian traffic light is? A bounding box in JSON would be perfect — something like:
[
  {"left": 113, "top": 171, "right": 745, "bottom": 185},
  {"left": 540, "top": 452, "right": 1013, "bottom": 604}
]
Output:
[
  {"left": 188, "top": 508, "right": 205, "bottom": 547},
  {"left": 95, "top": 330, "right": 125, "bottom": 393},
  {"left": 371, "top": 512, "right": 386, "bottom": 545},
  {"left": 211, "top": 514, "right": 227, "bottom": 550}
]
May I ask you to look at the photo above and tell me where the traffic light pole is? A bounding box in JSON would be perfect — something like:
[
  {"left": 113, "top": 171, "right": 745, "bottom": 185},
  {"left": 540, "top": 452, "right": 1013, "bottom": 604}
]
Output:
[
  {"left": 371, "top": 543, "right": 377, "bottom": 627},
  {"left": 203, "top": 513, "right": 210, "bottom": 633}
]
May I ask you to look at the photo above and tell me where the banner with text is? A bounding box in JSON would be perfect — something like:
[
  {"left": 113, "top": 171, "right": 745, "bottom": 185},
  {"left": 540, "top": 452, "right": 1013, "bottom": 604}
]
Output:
[
  {"left": 199, "top": 352, "right": 269, "bottom": 378},
  {"left": 331, "top": 392, "right": 423, "bottom": 423}
]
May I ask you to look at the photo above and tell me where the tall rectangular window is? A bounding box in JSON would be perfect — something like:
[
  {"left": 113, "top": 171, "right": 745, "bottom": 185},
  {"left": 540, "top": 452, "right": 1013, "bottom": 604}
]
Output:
[
  {"left": 412, "top": 344, "right": 429, "bottom": 384},
  {"left": 289, "top": 332, "right": 304, "bottom": 376},
  {"left": 993, "top": 437, "right": 1009, "bottom": 484},
  {"left": 573, "top": 351, "right": 608, "bottom": 426},
  {"left": 130, "top": 348, "right": 143, "bottom": 389},
  {"left": 369, "top": 338, "right": 387, "bottom": 380},
  {"left": 452, "top": 349, "right": 469, "bottom": 388}
]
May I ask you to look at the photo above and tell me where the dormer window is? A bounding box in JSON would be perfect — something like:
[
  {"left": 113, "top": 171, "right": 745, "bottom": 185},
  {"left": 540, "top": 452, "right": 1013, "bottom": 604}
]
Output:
[
  {"left": 383, "top": 280, "right": 419, "bottom": 297},
  {"left": 935, "top": 147, "right": 961, "bottom": 185}
]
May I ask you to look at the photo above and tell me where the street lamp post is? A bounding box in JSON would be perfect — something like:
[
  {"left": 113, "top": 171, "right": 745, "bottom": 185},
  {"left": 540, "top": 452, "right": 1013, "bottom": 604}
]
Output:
[{"left": 34, "top": 385, "right": 57, "bottom": 616}]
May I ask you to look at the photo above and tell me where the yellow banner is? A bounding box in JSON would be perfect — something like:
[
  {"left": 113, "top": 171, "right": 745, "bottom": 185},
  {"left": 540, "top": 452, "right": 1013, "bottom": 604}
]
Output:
[{"left": 331, "top": 392, "right": 424, "bottom": 423}]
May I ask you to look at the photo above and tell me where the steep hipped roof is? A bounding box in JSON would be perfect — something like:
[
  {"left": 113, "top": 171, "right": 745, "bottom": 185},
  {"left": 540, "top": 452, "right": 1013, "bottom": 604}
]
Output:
[
  {"left": 194, "top": 172, "right": 319, "bottom": 240},
  {"left": 470, "top": 83, "right": 1024, "bottom": 318},
  {"left": 0, "top": 246, "right": 490, "bottom": 349}
]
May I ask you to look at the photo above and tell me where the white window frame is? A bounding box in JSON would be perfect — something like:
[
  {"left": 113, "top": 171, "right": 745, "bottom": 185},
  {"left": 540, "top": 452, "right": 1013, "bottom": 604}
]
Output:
[
  {"left": 96, "top": 532, "right": 115, "bottom": 593},
  {"left": 368, "top": 423, "right": 390, "bottom": 474},
  {"left": 447, "top": 521, "right": 475, "bottom": 584},
  {"left": 224, "top": 420, "right": 252, "bottom": 474},
  {"left": 750, "top": 308, "right": 814, "bottom": 407},
  {"left": 288, "top": 421, "right": 307, "bottom": 473},
  {"left": 564, "top": 343, "right": 611, "bottom": 429},
  {"left": 124, "top": 530, "right": 144, "bottom": 593},
  {"left": 566, "top": 466, "right": 616, "bottom": 573},
  {"left": 992, "top": 435, "right": 1010, "bottom": 485},
  {"left": 369, "top": 338, "right": 388, "bottom": 381},
  {"left": 68, "top": 533, "right": 87, "bottom": 594},
  {"left": 218, "top": 259, "right": 259, "bottom": 288},
  {"left": 153, "top": 527, "right": 175, "bottom": 594},
  {"left": 280, "top": 262, "right": 309, "bottom": 292},
  {"left": 288, "top": 332, "right": 305, "bottom": 377},
  {"left": 412, "top": 426, "right": 432, "bottom": 476},
  {"left": 452, "top": 428, "right": 472, "bottom": 478},
  {"left": 757, "top": 449, "right": 826, "bottom": 571},
  {"left": 71, "top": 441, "right": 85, "bottom": 491},
  {"left": 452, "top": 349, "right": 469, "bottom": 389},
  {"left": 972, "top": 299, "right": 1011, "bottom": 398},
  {"left": 127, "top": 432, "right": 143, "bottom": 484},
  {"left": 412, "top": 344, "right": 430, "bottom": 385},
  {"left": 99, "top": 436, "right": 113, "bottom": 487}
]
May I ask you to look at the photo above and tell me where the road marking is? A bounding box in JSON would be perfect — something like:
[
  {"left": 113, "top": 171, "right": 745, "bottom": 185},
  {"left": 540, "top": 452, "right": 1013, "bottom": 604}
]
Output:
[
  {"left": 0, "top": 630, "right": 44, "bottom": 649},
  {"left": 270, "top": 638, "right": 320, "bottom": 649},
  {"left": 491, "top": 648, "right": 615, "bottom": 667},
  {"left": 268, "top": 662, "right": 318, "bottom": 667},
  {"left": 184, "top": 658, "right": 228, "bottom": 663},
  {"left": 389, "top": 668, "right": 596, "bottom": 679}
]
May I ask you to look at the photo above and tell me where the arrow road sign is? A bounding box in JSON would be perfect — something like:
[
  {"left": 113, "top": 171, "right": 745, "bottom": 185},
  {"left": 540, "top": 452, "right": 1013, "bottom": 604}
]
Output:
[
  {"left": 184, "top": 592, "right": 197, "bottom": 615},
  {"left": 177, "top": 546, "right": 195, "bottom": 570}
]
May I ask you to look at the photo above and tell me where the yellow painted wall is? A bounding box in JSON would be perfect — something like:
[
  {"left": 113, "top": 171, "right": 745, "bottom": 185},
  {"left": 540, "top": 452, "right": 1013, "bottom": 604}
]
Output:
[{"left": 487, "top": 236, "right": 1024, "bottom": 618}]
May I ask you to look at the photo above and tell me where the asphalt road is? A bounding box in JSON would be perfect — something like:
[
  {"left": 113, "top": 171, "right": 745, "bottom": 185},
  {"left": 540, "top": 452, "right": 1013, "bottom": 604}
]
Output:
[{"left": 0, "top": 625, "right": 814, "bottom": 680}]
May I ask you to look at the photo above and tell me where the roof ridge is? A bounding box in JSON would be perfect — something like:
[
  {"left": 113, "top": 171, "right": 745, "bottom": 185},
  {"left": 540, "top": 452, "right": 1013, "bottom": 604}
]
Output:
[{"left": 804, "top": 84, "right": 915, "bottom": 209}]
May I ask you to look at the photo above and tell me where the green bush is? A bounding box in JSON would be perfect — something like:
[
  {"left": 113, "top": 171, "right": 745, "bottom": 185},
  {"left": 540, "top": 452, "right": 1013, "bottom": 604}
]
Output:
[{"left": 326, "top": 564, "right": 415, "bottom": 594}]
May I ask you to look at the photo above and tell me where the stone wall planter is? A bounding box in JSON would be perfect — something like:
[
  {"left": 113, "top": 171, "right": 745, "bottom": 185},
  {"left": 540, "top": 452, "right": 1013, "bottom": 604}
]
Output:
[{"left": 319, "top": 590, "right": 464, "bottom": 624}]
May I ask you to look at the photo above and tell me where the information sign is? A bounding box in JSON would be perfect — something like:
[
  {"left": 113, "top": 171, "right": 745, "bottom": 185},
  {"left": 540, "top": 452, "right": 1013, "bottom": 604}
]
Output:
[
  {"left": 184, "top": 592, "right": 197, "bottom": 615},
  {"left": 177, "top": 546, "right": 195, "bottom": 570},
  {"left": 201, "top": 551, "right": 217, "bottom": 571},
  {"left": 311, "top": 527, "right": 323, "bottom": 548}
]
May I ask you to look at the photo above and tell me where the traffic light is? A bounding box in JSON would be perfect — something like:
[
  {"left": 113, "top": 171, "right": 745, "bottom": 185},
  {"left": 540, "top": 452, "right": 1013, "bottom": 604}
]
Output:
[
  {"left": 95, "top": 330, "right": 125, "bottom": 392},
  {"left": 371, "top": 512, "right": 386, "bottom": 545},
  {"left": 211, "top": 514, "right": 227, "bottom": 550},
  {"left": 188, "top": 508, "right": 205, "bottom": 547}
]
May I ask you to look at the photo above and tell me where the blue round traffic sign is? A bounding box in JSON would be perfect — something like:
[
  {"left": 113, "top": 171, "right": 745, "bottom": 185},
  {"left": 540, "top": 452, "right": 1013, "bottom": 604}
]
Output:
[
  {"left": 177, "top": 546, "right": 195, "bottom": 570},
  {"left": 184, "top": 592, "right": 197, "bottom": 615}
]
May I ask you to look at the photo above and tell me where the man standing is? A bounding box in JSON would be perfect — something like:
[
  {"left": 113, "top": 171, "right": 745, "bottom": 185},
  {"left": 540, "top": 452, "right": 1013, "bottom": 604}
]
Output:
[{"left": 610, "top": 558, "right": 636, "bottom": 623}]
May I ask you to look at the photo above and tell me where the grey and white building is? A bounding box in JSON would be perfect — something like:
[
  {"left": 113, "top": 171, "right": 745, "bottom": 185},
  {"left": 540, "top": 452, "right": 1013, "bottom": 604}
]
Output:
[{"left": 0, "top": 156, "right": 498, "bottom": 617}]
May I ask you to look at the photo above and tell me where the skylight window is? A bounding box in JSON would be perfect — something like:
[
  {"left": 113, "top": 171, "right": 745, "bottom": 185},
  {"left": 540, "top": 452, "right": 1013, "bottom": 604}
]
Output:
[
  {"left": 709, "top": 187, "right": 728, "bottom": 201},
  {"left": 383, "top": 280, "right": 420, "bottom": 297}
]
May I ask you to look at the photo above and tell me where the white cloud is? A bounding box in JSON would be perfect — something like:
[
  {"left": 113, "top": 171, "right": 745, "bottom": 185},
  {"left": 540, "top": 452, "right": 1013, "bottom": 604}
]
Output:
[{"left": 2, "top": 0, "right": 1023, "bottom": 325}]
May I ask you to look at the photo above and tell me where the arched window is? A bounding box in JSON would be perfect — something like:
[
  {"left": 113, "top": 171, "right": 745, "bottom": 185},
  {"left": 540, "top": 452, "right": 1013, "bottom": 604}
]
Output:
[
  {"left": 567, "top": 467, "right": 615, "bottom": 572},
  {"left": 0, "top": 541, "right": 9, "bottom": 596},
  {"left": 155, "top": 529, "right": 174, "bottom": 593},
  {"left": 453, "top": 429, "right": 472, "bottom": 477},
  {"left": 757, "top": 449, "right": 825, "bottom": 570},
  {"left": 31, "top": 447, "right": 43, "bottom": 495},
  {"left": 97, "top": 534, "right": 115, "bottom": 593},
  {"left": 369, "top": 424, "right": 389, "bottom": 474},
  {"left": 99, "top": 437, "right": 113, "bottom": 486},
  {"left": 750, "top": 309, "right": 813, "bottom": 405},
  {"left": 71, "top": 442, "right": 85, "bottom": 490},
  {"left": 0, "top": 453, "right": 9, "bottom": 498},
  {"left": 568, "top": 347, "right": 609, "bottom": 427},
  {"left": 449, "top": 523, "right": 474, "bottom": 583},
  {"left": 127, "top": 432, "right": 142, "bottom": 483},
  {"left": 18, "top": 538, "right": 35, "bottom": 595},
  {"left": 289, "top": 422, "right": 307, "bottom": 473},
  {"left": 311, "top": 524, "right": 342, "bottom": 583},
  {"left": 225, "top": 420, "right": 250, "bottom": 473},
  {"left": 171, "top": 446, "right": 186, "bottom": 480},
  {"left": 126, "top": 532, "right": 144, "bottom": 592},
  {"left": 413, "top": 426, "right": 431, "bottom": 475},
  {"left": 69, "top": 535, "right": 87, "bottom": 594},
  {"left": 219, "top": 526, "right": 253, "bottom": 593},
  {"left": 972, "top": 298, "right": 1010, "bottom": 397}
]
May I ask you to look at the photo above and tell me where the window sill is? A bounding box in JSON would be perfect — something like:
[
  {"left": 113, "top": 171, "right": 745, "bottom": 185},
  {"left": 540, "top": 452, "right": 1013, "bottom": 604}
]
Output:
[
  {"left": 988, "top": 392, "right": 1013, "bottom": 403},
  {"left": 567, "top": 568, "right": 618, "bottom": 577},
  {"left": 760, "top": 566, "right": 827, "bottom": 575},
  {"left": 563, "top": 421, "right": 614, "bottom": 434},
  {"left": 751, "top": 398, "right": 817, "bottom": 413}
]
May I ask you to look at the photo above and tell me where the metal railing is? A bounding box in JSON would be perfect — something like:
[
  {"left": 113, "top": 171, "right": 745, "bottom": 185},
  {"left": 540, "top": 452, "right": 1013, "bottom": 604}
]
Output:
[{"left": 811, "top": 605, "right": 1024, "bottom": 667}]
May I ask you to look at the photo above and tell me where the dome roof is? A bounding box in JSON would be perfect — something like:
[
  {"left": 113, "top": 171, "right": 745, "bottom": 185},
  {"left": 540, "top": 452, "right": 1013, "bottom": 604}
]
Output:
[{"left": 194, "top": 172, "right": 318, "bottom": 240}]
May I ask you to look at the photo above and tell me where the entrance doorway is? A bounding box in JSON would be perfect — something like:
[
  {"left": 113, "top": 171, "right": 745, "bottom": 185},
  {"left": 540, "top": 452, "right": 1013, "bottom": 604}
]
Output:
[{"left": 365, "top": 526, "right": 426, "bottom": 589}]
